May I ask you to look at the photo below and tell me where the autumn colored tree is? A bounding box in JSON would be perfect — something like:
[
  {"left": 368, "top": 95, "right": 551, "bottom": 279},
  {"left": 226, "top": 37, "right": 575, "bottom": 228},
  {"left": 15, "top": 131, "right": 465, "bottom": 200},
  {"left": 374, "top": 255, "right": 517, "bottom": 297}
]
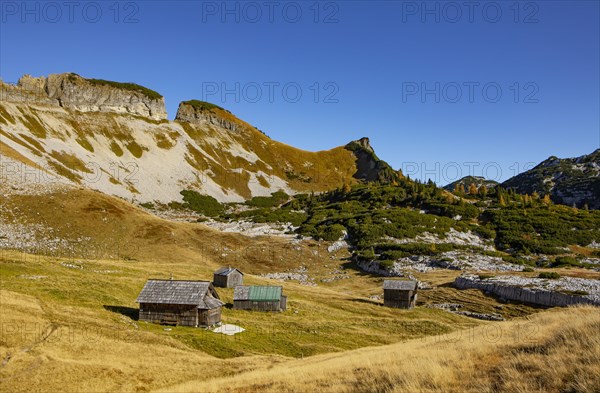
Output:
[
  {"left": 479, "top": 185, "right": 488, "bottom": 198},
  {"left": 498, "top": 194, "right": 506, "bottom": 207},
  {"left": 468, "top": 183, "right": 478, "bottom": 195},
  {"left": 542, "top": 194, "right": 552, "bottom": 205}
]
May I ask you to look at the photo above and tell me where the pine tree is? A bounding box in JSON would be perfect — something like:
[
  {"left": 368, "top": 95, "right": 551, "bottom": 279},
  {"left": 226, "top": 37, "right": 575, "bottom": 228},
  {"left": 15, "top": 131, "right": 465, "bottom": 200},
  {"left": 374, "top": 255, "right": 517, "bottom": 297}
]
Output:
[{"left": 459, "top": 184, "right": 466, "bottom": 194}]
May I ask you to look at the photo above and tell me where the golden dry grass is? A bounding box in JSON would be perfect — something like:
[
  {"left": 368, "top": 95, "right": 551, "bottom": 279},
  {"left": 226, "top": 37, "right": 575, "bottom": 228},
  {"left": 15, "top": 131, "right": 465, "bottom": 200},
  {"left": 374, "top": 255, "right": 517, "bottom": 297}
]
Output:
[{"left": 162, "top": 306, "right": 600, "bottom": 393}]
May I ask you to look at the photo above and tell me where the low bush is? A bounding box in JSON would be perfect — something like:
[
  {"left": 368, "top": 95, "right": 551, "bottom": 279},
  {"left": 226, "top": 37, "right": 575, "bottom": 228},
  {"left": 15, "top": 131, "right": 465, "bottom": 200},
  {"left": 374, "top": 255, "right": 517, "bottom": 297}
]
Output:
[{"left": 180, "top": 190, "right": 224, "bottom": 217}]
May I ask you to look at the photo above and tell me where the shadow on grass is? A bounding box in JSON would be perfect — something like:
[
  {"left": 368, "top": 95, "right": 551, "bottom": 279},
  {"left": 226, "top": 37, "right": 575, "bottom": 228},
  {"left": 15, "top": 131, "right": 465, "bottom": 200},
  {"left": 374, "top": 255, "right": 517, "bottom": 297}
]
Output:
[
  {"left": 103, "top": 305, "right": 138, "bottom": 320},
  {"left": 340, "top": 259, "right": 384, "bottom": 278},
  {"left": 350, "top": 298, "right": 382, "bottom": 306}
]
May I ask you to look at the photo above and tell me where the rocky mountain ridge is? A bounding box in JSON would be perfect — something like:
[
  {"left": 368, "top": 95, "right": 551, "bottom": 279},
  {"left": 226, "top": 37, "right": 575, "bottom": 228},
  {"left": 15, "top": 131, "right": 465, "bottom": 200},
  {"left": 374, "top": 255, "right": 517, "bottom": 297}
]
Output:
[
  {"left": 501, "top": 149, "right": 600, "bottom": 209},
  {"left": 0, "top": 72, "right": 397, "bottom": 204},
  {"left": 1, "top": 73, "right": 167, "bottom": 120}
]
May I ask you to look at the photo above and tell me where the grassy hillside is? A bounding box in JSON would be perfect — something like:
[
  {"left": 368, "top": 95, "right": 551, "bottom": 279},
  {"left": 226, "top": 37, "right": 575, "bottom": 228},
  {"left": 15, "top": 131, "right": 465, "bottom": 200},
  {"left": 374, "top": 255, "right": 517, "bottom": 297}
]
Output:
[{"left": 164, "top": 306, "right": 600, "bottom": 393}]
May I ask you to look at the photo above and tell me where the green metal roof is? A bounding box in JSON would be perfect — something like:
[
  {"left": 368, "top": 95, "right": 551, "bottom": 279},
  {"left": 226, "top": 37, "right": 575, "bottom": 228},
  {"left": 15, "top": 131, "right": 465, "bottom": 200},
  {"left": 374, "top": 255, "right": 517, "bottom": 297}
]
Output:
[{"left": 248, "top": 286, "right": 282, "bottom": 301}]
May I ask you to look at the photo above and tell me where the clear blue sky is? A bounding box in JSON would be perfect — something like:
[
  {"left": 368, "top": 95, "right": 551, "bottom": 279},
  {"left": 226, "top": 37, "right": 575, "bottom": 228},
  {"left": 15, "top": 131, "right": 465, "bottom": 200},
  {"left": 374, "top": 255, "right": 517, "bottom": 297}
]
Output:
[{"left": 1, "top": 1, "right": 598, "bottom": 184}]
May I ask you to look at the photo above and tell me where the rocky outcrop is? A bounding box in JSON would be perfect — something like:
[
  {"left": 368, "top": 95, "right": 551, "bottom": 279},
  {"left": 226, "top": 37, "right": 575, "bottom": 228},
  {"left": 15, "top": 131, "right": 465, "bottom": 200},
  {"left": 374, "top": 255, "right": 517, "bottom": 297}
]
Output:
[
  {"left": 454, "top": 274, "right": 600, "bottom": 307},
  {"left": 501, "top": 149, "right": 600, "bottom": 209},
  {"left": 345, "top": 137, "right": 401, "bottom": 183},
  {"left": 0, "top": 73, "right": 167, "bottom": 120},
  {"left": 175, "top": 100, "right": 239, "bottom": 132},
  {"left": 0, "top": 76, "right": 56, "bottom": 105}
]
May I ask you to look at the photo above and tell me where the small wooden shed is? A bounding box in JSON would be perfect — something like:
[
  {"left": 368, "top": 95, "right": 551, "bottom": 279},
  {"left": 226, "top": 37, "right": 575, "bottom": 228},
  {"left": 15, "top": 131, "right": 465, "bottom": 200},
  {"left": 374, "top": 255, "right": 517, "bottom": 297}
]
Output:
[
  {"left": 213, "top": 267, "right": 244, "bottom": 288},
  {"left": 136, "top": 280, "right": 224, "bottom": 327},
  {"left": 233, "top": 285, "right": 287, "bottom": 311},
  {"left": 383, "top": 280, "right": 418, "bottom": 309}
]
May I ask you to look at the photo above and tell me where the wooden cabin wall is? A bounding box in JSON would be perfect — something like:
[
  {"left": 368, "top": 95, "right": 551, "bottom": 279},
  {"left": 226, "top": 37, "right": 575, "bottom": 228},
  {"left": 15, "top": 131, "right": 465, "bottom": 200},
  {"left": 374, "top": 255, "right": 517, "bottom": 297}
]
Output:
[
  {"left": 139, "top": 303, "right": 198, "bottom": 326},
  {"left": 228, "top": 272, "right": 243, "bottom": 287},
  {"left": 233, "top": 300, "right": 282, "bottom": 311}
]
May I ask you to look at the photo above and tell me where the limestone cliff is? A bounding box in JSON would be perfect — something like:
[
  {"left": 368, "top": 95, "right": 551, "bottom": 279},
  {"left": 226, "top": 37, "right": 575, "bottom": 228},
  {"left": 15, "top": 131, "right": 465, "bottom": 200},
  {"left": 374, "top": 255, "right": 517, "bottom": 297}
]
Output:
[
  {"left": 175, "top": 100, "right": 240, "bottom": 132},
  {"left": 1, "top": 73, "right": 167, "bottom": 120}
]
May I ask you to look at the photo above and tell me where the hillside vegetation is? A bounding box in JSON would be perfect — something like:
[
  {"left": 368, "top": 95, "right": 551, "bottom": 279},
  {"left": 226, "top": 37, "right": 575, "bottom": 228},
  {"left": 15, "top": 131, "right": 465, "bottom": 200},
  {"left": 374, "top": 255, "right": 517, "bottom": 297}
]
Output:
[{"left": 219, "top": 180, "right": 600, "bottom": 269}]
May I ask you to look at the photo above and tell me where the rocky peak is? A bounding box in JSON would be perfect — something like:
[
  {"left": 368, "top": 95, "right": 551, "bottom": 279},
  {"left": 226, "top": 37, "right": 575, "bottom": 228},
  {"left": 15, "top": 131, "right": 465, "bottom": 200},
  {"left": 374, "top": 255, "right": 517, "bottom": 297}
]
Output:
[
  {"left": 175, "top": 100, "right": 240, "bottom": 132},
  {"left": 345, "top": 137, "right": 400, "bottom": 183},
  {"left": 355, "top": 137, "right": 374, "bottom": 153},
  {"left": 1, "top": 73, "right": 167, "bottom": 120}
]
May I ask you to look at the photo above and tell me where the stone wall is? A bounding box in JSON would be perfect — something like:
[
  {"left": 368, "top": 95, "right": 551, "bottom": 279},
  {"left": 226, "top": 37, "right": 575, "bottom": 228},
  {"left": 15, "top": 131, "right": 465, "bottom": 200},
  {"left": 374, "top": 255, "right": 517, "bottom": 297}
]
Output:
[{"left": 454, "top": 275, "right": 600, "bottom": 307}]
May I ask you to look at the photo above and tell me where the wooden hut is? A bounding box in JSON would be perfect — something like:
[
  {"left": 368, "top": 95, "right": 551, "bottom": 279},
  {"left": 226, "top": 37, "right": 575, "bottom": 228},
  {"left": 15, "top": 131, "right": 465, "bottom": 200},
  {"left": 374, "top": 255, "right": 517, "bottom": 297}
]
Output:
[
  {"left": 383, "top": 280, "right": 418, "bottom": 309},
  {"left": 136, "top": 280, "right": 224, "bottom": 327},
  {"left": 233, "top": 285, "right": 287, "bottom": 311},
  {"left": 213, "top": 267, "right": 244, "bottom": 288}
]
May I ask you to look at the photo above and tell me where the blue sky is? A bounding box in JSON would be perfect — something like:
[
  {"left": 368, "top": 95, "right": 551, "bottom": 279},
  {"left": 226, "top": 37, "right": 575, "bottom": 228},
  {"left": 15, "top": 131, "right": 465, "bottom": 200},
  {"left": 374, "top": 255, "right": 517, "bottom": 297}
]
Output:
[{"left": 1, "top": 0, "right": 598, "bottom": 184}]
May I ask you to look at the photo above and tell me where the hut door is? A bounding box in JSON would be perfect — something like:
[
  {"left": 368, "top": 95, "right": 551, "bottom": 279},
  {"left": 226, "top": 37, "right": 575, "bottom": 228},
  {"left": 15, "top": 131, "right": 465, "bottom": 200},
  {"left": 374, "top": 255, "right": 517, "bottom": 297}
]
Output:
[{"left": 198, "top": 310, "right": 206, "bottom": 326}]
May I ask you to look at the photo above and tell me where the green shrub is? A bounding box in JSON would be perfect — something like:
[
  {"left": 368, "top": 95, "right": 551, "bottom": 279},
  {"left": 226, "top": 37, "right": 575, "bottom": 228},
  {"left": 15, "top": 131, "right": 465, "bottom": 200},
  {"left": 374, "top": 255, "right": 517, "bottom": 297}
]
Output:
[
  {"left": 180, "top": 190, "right": 224, "bottom": 217},
  {"left": 83, "top": 76, "right": 163, "bottom": 100},
  {"left": 522, "top": 267, "right": 535, "bottom": 272},
  {"left": 182, "top": 100, "right": 224, "bottom": 112},
  {"left": 378, "top": 260, "right": 395, "bottom": 269},
  {"left": 246, "top": 191, "right": 289, "bottom": 208},
  {"left": 320, "top": 224, "right": 346, "bottom": 241},
  {"left": 551, "top": 256, "right": 581, "bottom": 268}
]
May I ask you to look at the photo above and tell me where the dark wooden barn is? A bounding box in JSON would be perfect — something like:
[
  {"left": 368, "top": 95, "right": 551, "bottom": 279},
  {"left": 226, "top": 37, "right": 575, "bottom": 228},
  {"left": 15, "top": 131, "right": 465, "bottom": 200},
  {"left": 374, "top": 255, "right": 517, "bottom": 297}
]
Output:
[
  {"left": 213, "top": 267, "right": 244, "bottom": 288},
  {"left": 383, "top": 280, "right": 418, "bottom": 309},
  {"left": 233, "top": 285, "right": 287, "bottom": 311},
  {"left": 136, "top": 280, "right": 224, "bottom": 327}
]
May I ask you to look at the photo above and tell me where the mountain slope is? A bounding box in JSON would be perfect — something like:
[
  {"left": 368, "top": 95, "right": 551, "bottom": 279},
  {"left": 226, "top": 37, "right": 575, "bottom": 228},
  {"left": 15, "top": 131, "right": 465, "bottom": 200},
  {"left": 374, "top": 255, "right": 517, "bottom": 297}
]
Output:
[
  {"left": 0, "top": 73, "right": 396, "bottom": 203},
  {"left": 443, "top": 176, "right": 499, "bottom": 192},
  {"left": 501, "top": 149, "right": 600, "bottom": 209}
]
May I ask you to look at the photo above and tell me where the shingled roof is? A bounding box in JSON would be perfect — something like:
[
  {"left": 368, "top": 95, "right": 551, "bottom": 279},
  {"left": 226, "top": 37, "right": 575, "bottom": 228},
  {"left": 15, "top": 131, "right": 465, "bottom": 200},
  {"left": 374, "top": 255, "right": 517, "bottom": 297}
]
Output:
[
  {"left": 383, "top": 280, "right": 418, "bottom": 291},
  {"left": 214, "top": 267, "right": 243, "bottom": 276},
  {"left": 136, "top": 280, "right": 223, "bottom": 309}
]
